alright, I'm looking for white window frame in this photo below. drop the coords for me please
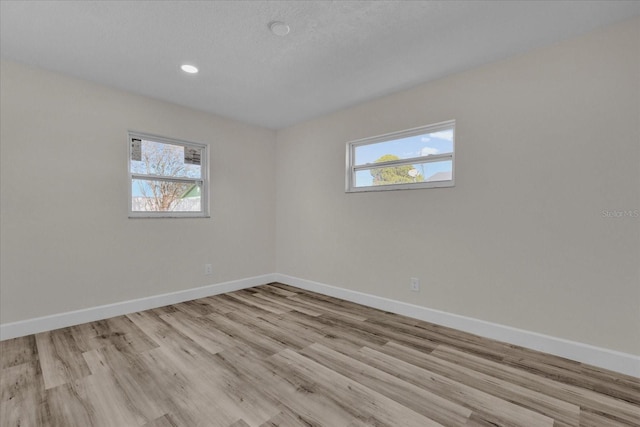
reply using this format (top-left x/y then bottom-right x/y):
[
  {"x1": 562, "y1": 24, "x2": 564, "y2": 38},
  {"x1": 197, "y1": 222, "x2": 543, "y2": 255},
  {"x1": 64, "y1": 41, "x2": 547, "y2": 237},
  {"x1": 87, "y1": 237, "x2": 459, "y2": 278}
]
[
  {"x1": 346, "y1": 120, "x2": 455, "y2": 193},
  {"x1": 128, "y1": 131, "x2": 210, "y2": 218}
]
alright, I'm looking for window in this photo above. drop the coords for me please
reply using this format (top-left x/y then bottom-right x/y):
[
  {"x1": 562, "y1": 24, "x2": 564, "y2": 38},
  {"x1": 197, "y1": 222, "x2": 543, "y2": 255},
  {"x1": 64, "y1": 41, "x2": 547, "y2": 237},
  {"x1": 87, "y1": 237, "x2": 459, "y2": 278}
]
[
  {"x1": 128, "y1": 132, "x2": 209, "y2": 218},
  {"x1": 346, "y1": 120, "x2": 455, "y2": 192}
]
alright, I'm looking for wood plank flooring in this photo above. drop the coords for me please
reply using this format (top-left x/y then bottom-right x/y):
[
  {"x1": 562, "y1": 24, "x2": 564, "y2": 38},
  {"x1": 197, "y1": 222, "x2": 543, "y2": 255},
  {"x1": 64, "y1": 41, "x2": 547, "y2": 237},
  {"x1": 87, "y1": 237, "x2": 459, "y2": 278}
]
[{"x1": 1, "y1": 283, "x2": 638, "y2": 426}]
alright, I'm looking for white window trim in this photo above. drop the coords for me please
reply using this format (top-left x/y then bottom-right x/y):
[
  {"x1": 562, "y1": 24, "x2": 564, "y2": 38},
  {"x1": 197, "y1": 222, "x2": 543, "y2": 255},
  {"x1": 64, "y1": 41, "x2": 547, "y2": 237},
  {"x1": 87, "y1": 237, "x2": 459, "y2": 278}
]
[
  {"x1": 345, "y1": 120, "x2": 455, "y2": 193},
  {"x1": 128, "y1": 131, "x2": 210, "y2": 218}
]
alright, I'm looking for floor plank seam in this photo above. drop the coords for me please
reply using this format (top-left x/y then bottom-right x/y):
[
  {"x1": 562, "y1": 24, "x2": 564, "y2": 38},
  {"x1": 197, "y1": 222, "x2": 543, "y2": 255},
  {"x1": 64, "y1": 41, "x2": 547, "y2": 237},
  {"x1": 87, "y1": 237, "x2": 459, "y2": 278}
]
[{"x1": 2, "y1": 283, "x2": 638, "y2": 427}]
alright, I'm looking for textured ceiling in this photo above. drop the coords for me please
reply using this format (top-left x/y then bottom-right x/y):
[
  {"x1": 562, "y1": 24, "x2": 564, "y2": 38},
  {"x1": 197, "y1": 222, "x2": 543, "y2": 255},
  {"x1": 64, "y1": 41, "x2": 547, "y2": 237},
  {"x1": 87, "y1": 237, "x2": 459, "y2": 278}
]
[{"x1": 1, "y1": 1, "x2": 639, "y2": 129}]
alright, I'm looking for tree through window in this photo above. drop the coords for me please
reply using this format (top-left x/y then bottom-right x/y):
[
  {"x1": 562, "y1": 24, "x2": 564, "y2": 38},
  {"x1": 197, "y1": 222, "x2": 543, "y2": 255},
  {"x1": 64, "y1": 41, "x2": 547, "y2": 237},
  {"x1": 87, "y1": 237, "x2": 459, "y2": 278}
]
[
  {"x1": 371, "y1": 154, "x2": 424, "y2": 185},
  {"x1": 128, "y1": 132, "x2": 209, "y2": 217},
  {"x1": 346, "y1": 120, "x2": 455, "y2": 192}
]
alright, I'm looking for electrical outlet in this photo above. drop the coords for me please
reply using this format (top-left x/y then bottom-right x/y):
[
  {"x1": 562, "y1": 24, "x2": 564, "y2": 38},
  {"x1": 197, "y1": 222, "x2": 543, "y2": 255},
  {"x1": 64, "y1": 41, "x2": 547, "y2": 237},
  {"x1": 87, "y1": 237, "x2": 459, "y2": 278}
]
[
  {"x1": 204, "y1": 264, "x2": 213, "y2": 275},
  {"x1": 410, "y1": 277, "x2": 420, "y2": 292}
]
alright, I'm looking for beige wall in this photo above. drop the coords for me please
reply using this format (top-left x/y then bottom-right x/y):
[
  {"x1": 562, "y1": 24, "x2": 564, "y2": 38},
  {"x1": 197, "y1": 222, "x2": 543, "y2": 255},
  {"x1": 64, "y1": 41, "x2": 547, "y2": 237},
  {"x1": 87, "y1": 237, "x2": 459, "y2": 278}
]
[
  {"x1": 275, "y1": 18, "x2": 640, "y2": 355},
  {"x1": 0, "y1": 61, "x2": 277, "y2": 324},
  {"x1": 2, "y1": 18, "x2": 638, "y2": 356}
]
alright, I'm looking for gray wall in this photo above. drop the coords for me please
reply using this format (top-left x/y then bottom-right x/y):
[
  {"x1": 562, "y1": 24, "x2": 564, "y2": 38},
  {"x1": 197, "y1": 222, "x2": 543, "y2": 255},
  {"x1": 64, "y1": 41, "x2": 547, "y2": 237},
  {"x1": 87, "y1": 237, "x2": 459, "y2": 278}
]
[
  {"x1": 275, "y1": 18, "x2": 640, "y2": 355},
  {"x1": 0, "y1": 60, "x2": 277, "y2": 323}
]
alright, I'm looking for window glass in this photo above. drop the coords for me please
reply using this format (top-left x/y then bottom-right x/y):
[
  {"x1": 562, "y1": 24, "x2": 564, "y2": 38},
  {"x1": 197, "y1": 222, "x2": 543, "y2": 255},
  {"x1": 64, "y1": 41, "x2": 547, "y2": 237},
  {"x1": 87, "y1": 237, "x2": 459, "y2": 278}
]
[
  {"x1": 347, "y1": 121, "x2": 455, "y2": 192},
  {"x1": 128, "y1": 132, "x2": 209, "y2": 217}
]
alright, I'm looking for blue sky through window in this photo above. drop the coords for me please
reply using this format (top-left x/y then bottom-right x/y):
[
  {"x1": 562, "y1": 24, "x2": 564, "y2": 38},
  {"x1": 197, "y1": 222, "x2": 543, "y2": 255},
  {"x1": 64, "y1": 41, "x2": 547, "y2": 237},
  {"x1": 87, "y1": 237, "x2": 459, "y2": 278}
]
[
  {"x1": 131, "y1": 139, "x2": 201, "y2": 197},
  {"x1": 354, "y1": 129, "x2": 454, "y2": 187}
]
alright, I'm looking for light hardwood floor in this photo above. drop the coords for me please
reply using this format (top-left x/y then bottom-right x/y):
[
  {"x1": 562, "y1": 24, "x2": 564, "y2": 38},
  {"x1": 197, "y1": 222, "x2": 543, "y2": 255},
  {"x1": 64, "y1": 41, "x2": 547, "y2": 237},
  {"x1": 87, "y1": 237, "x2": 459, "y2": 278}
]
[{"x1": 1, "y1": 283, "x2": 638, "y2": 426}]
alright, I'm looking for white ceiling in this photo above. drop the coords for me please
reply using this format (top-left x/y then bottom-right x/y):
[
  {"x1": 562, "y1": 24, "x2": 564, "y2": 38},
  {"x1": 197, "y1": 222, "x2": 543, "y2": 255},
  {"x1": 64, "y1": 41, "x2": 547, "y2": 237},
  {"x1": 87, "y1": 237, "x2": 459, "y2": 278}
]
[{"x1": 1, "y1": 1, "x2": 639, "y2": 130}]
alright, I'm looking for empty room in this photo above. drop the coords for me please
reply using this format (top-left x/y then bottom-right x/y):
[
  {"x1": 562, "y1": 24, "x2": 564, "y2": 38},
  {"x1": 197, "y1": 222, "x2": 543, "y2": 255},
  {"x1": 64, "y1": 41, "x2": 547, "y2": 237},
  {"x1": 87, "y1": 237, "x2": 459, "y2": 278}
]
[{"x1": 1, "y1": 1, "x2": 639, "y2": 426}]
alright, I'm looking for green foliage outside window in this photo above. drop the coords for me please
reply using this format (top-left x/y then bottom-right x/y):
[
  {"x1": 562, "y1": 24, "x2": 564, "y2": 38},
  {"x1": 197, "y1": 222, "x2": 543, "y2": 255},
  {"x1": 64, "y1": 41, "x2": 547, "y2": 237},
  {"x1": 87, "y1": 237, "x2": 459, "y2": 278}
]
[{"x1": 370, "y1": 154, "x2": 423, "y2": 185}]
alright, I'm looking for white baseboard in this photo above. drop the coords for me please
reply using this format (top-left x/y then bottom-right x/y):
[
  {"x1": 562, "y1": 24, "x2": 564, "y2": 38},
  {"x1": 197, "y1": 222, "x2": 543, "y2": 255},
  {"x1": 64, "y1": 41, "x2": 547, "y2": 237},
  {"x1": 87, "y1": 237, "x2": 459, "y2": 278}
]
[
  {"x1": 274, "y1": 274, "x2": 640, "y2": 378},
  {"x1": 2, "y1": 272, "x2": 638, "y2": 377},
  {"x1": 0, "y1": 274, "x2": 276, "y2": 341}
]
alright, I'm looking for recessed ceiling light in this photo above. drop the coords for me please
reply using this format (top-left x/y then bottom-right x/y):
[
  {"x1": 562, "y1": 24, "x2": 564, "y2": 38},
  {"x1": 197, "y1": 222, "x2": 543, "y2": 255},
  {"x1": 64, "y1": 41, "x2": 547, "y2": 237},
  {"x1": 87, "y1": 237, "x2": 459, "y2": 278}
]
[
  {"x1": 269, "y1": 21, "x2": 290, "y2": 36},
  {"x1": 181, "y1": 64, "x2": 198, "y2": 74}
]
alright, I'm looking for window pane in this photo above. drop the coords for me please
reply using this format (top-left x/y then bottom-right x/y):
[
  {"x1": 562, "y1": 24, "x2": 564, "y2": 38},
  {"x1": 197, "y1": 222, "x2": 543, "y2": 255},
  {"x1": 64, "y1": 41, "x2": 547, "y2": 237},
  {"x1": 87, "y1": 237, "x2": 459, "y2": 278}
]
[
  {"x1": 131, "y1": 139, "x2": 201, "y2": 179},
  {"x1": 354, "y1": 128, "x2": 453, "y2": 166},
  {"x1": 131, "y1": 179, "x2": 201, "y2": 212},
  {"x1": 421, "y1": 160, "x2": 453, "y2": 182},
  {"x1": 355, "y1": 160, "x2": 452, "y2": 188}
]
